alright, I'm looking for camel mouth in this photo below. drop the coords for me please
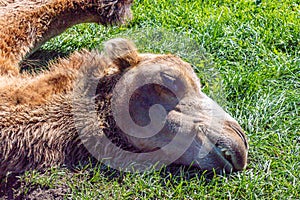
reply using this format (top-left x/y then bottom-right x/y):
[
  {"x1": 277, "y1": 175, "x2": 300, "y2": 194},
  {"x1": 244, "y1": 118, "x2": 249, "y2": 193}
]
[
  {"x1": 187, "y1": 139, "x2": 235, "y2": 173},
  {"x1": 190, "y1": 123, "x2": 247, "y2": 172},
  {"x1": 215, "y1": 144, "x2": 235, "y2": 172},
  {"x1": 210, "y1": 137, "x2": 247, "y2": 172},
  {"x1": 166, "y1": 108, "x2": 247, "y2": 172}
]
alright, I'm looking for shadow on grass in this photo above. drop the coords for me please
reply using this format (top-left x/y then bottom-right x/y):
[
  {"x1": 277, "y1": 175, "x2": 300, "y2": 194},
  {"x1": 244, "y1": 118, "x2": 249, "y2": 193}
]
[
  {"x1": 0, "y1": 171, "x2": 69, "y2": 200},
  {"x1": 20, "y1": 49, "x2": 69, "y2": 73},
  {"x1": 0, "y1": 159, "x2": 228, "y2": 199}
]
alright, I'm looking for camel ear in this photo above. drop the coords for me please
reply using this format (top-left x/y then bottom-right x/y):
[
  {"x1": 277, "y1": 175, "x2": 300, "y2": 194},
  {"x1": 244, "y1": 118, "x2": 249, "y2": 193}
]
[{"x1": 104, "y1": 38, "x2": 140, "y2": 71}]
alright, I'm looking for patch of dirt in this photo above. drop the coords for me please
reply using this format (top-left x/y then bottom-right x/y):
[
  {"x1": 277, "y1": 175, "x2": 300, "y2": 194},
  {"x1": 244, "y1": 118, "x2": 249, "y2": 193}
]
[
  {"x1": 0, "y1": 172, "x2": 70, "y2": 200},
  {"x1": 24, "y1": 186, "x2": 69, "y2": 200}
]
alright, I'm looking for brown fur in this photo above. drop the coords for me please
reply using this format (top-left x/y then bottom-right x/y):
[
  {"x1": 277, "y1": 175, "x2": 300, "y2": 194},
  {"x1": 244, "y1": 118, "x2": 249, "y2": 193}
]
[
  {"x1": 0, "y1": 50, "x2": 90, "y2": 106},
  {"x1": 0, "y1": 0, "x2": 133, "y2": 75},
  {"x1": 0, "y1": 0, "x2": 135, "y2": 176},
  {"x1": 0, "y1": 42, "x2": 248, "y2": 176},
  {"x1": 0, "y1": 40, "x2": 150, "y2": 175},
  {"x1": 0, "y1": 0, "x2": 248, "y2": 178},
  {"x1": 0, "y1": 50, "x2": 117, "y2": 175}
]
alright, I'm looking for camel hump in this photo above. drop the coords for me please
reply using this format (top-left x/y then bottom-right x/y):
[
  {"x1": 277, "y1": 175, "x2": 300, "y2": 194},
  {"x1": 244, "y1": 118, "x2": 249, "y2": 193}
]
[{"x1": 104, "y1": 38, "x2": 140, "y2": 71}]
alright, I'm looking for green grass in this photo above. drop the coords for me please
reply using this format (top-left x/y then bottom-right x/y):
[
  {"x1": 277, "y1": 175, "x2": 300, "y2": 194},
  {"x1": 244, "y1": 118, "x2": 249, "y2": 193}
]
[{"x1": 13, "y1": 0, "x2": 300, "y2": 199}]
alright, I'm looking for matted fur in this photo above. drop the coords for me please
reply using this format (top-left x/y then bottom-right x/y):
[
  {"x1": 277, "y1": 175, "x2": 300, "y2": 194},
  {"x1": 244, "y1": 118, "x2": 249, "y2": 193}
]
[
  {"x1": 0, "y1": 0, "x2": 135, "y2": 176},
  {"x1": 0, "y1": 0, "x2": 248, "y2": 178},
  {"x1": 0, "y1": 42, "x2": 248, "y2": 177},
  {"x1": 0, "y1": 0, "x2": 133, "y2": 75}
]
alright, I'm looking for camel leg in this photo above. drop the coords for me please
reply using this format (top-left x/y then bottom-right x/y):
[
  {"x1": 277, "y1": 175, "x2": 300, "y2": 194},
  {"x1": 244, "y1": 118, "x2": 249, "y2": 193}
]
[{"x1": 0, "y1": 0, "x2": 132, "y2": 75}]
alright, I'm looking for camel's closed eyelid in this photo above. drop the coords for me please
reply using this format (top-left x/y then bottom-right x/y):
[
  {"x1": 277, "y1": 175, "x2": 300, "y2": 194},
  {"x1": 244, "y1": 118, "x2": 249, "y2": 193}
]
[
  {"x1": 160, "y1": 72, "x2": 178, "y2": 90},
  {"x1": 160, "y1": 70, "x2": 190, "y2": 92}
]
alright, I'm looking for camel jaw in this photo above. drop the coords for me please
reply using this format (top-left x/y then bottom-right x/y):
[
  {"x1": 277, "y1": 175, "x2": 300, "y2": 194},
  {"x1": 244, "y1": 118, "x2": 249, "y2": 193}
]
[
  {"x1": 172, "y1": 126, "x2": 248, "y2": 172},
  {"x1": 168, "y1": 94, "x2": 248, "y2": 172}
]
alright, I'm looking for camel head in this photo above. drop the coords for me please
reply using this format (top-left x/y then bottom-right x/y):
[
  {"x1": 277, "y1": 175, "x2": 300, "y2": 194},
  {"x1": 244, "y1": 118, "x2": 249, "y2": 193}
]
[{"x1": 85, "y1": 38, "x2": 248, "y2": 173}]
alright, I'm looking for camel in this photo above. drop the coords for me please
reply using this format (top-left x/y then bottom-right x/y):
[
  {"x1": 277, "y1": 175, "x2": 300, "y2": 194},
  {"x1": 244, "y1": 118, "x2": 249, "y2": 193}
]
[{"x1": 0, "y1": 0, "x2": 248, "y2": 178}]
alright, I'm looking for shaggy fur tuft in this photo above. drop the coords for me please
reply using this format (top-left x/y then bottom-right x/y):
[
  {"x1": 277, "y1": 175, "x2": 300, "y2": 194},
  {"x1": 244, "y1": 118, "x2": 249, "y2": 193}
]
[
  {"x1": 0, "y1": 0, "x2": 133, "y2": 75},
  {"x1": 0, "y1": 40, "x2": 142, "y2": 176}
]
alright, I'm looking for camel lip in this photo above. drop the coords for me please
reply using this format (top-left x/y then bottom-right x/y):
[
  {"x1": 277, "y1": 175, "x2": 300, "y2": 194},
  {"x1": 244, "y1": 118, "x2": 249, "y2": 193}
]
[
  {"x1": 199, "y1": 137, "x2": 246, "y2": 172},
  {"x1": 196, "y1": 139, "x2": 235, "y2": 172},
  {"x1": 188, "y1": 135, "x2": 235, "y2": 172},
  {"x1": 214, "y1": 144, "x2": 235, "y2": 172},
  {"x1": 190, "y1": 142, "x2": 234, "y2": 173},
  {"x1": 168, "y1": 112, "x2": 236, "y2": 172}
]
